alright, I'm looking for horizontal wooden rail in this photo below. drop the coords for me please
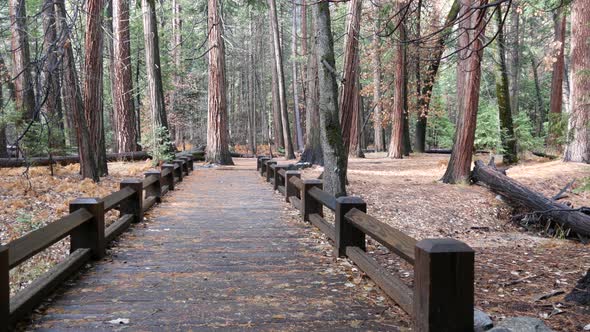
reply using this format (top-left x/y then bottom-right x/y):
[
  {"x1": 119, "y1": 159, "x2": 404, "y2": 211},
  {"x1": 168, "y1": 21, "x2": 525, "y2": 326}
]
[
  {"x1": 308, "y1": 186, "x2": 336, "y2": 211},
  {"x1": 8, "y1": 209, "x2": 93, "y2": 269},
  {"x1": 2, "y1": 151, "x2": 199, "y2": 328},
  {"x1": 103, "y1": 187, "x2": 135, "y2": 212},
  {"x1": 345, "y1": 208, "x2": 417, "y2": 264},
  {"x1": 255, "y1": 157, "x2": 475, "y2": 331}
]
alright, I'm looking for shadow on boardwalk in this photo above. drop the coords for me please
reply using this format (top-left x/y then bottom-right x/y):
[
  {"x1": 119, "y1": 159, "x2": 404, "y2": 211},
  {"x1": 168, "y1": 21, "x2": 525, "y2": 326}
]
[{"x1": 25, "y1": 159, "x2": 404, "y2": 331}]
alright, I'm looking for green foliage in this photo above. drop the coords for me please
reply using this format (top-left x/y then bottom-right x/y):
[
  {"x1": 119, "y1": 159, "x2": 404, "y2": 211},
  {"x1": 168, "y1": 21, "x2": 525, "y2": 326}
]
[
  {"x1": 140, "y1": 126, "x2": 175, "y2": 165},
  {"x1": 426, "y1": 113, "x2": 455, "y2": 149},
  {"x1": 20, "y1": 118, "x2": 66, "y2": 158},
  {"x1": 546, "y1": 112, "x2": 569, "y2": 146},
  {"x1": 514, "y1": 112, "x2": 544, "y2": 152},
  {"x1": 475, "y1": 103, "x2": 502, "y2": 151},
  {"x1": 574, "y1": 177, "x2": 590, "y2": 193}
]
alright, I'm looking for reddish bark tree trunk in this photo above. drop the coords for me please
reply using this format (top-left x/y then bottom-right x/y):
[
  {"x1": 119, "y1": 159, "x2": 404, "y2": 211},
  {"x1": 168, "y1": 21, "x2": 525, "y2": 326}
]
[
  {"x1": 388, "y1": 17, "x2": 406, "y2": 159},
  {"x1": 9, "y1": 0, "x2": 36, "y2": 121},
  {"x1": 206, "y1": 0, "x2": 233, "y2": 165},
  {"x1": 564, "y1": 0, "x2": 590, "y2": 163},
  {"x1": 547, "y1": 7, "x2": 566, "y2": 150},
  {"x1": 442, "y1": 0, "x2": 488, "y2": 183},
  {"x1": 113, "y1": 0, "x2": 139, "y2": 152},
  {"x1": 83, "y1": 0, "x2": 108, "y2": 176},
  {"x1": 339, "y1": 0, "x2": 363, "y2": 158}
]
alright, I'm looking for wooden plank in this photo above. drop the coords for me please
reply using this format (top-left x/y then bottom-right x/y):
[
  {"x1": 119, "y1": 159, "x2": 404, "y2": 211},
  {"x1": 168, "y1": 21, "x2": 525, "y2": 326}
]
[
  {"x1": 142, "y1": 175, "x2": 159, "y2": 189},
  {"x1": 9, "y1": 248, "x2": 92, "y2": 324},
  {"x1": 308, "y1": 187, "x2": 336, "y2": 211},
  {"x1": 143, "y1": 196, "x2": 157, "y2": 213},
  {"x1": 309, "y1": 213, "x2": 335, "y2": 241},
  {"x1": 161, "y1": 167, "x2": 172, "y2": 177},
  {"x1": 105, "y1": 214, "x2": 134, "y2": 243},
  {"x1": 8, "y1": 209, "x2": 93, "y2": 268},
  {"x1": 278, "y1": 169, "x2": 286, "y2": 177},
  {"x1": 103, "y1": 187, "x2": 135, "y2": 212},
  {"x1": 290, "y1": 196, "x2": 302, "y2": 211},
  {"x1": 277, "y1": 185, "x2": 286, "y2": 196},
  {"x1": 161, "y1": 185, "x2": 170, "y2": 197},
  {"x1": 289, "y1": 176, "x2": 303, "y2": 191},
  {"x1": 345, "y1": 208, "x2": 417, "y2": 264},
  {"x1": 346, "y1": 246, "x2": 413, "y2": 315}
]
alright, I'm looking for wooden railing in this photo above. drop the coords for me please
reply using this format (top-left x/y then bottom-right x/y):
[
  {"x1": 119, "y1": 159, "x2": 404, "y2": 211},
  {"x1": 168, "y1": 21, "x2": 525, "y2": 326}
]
[
  {"x1": 257, "y1": 157, "x2": 475, "y2": 332},
  {"x1": 1, "y1": 152, "x2": 197, "y2": 328}
]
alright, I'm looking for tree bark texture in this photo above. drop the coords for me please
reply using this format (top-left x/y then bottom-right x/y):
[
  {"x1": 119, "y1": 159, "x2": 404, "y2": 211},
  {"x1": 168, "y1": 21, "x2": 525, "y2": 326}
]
[
  {"x1": 372, "y1": 9, "x2": 385, "y2": 152},
  {"x1": 9, "y1": 0, "x2": 36, "y2": 121},
  {"x1": 442, "y1": 0, "x2": 487, "y2": 184},
  {"x1": 55, "y1": 0, "x2": 96, "y2": 180},
  {"x1": 495, "y1": 7, "x2": 517, "y2": 164},
  {"x1": 339, "y1": 0, "x2": 362, "y2": 157},
  {"x1": 113, "y1": 0, "x2": 139, "y2": 152},
  {"x1": 292, "y1": 1, "x2": 304, "y2": 151},
  {"x1": 300, "y1": 12, "x2": 323, "y2": 165},
  {"x1": 564, "y1": 0, "x2": 590, "y2": 163},
  {"x1": 313, "y1": 1, "x2": 347, "y2": 197},
  {"x1": 415, "y1": 0, "x2": 460, "y2": 153},
  {"x1": 547, "y1": 7, "x2": 566, "y2": 149},
  {"x1": 268, "y1": 0, "x2": 295, "y2": 159},
  {"x1": 83, "y1": 0, "x2": 108, "y2": 176},
  {"x1": 269, "y1": 28, "x2": 285, "y2": 149},
  {"x1": 142, "y1": 0, "x2": 170, "y2": 141},
  {"x1": 206, "y1": 0, "x2": 234, "y2": 165},
  {"x1": 388, "y1": 17, "x2": 406, "y2": 159}
]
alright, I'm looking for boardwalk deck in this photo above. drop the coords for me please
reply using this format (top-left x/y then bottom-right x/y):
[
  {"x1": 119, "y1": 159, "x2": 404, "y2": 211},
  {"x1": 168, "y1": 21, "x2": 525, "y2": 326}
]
[{"x1": 25, "y1": 160, "x2": 401, "y2": 331}]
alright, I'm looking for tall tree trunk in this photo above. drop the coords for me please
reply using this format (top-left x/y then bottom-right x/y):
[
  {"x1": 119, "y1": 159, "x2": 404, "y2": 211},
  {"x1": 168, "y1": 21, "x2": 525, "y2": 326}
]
[
  {"x1": 113, "y1": 0, "x2": 139, "y2": 152},
  {"x1": 350, "y1": 66, "x2": 365, "y2": 158},
  {"x1": 268, "y1": 0, "x2": 295, "y2": 159},
  {"x1": 84, "y1": 0, "x2": 108, "y2": 176},
  {"x1": 56, "y1": 0, "x2": 99, "y2": 181},
  {"x1": 142, "y1": 0, "x2": 171, "y2": 155},
  {"x1": 564, "y1": 0, "x2": 590, "y2": 163},
  {"x1": 269, "y1": 28, "x2": 284, "y2": 149},
  {"x1": 9, "y1": 0, "x2": 36, "y2": 121},
  {"x1": 372, "y1": 7, "x2": 385, "y2": 152},
  {"x1": 339, "y1": 0, "x2": 362, "y2": 157},
  {"x1": 248, "y1": 12, "x2": 257, "y2": 154},
  {"x1": 442, "y1": 0, "x2": 487, "y2": 184},
  {"x1": 41, "y1": 0, "x2": 65, "y2": 148},
  {"x1": 106, "y1": 0, "x2": 118, "y2": 152},
  {"x1": 415, "y1": 0, "x2": 460, "y2": 152},
  {"x1": 300, "y1": 9, "x2": 323, "y2": 165},
  {"x1": 135, "y1": 44, "x2": 142, "y2": 142},
  {"x1": 292, "y1": 1, "x2": 304, "y2": 151},
  {"x1": 206, "y1": 0, "x2": 233, "y2": 165},
  {"x1": 388, "y1": 13, "x2": 406, "y2": 159},
  {"x1": 495, "y1": 7, "x2": 517, "y2": 164},
  {"x1": 547, "y1": 7, "x2": 566, "y2": 150},
  {"x1": 0, "y1": 56, "x2": 7, "y2": 158},
  {"x1": 531, "y1": 58, "x2": 545, "y2": 136},
  {"x1": 509, "y1": 2, "x2": 521, "y2": 115},
  {"x1": 171, "y1": 0, "x2": 182, "y2": 147},
  {"x1": 300, "y1": 0, "x2": 308, "y2": 129},
  {"x1": 313, "y1": 1, "x2": 347, "y2": 197}
]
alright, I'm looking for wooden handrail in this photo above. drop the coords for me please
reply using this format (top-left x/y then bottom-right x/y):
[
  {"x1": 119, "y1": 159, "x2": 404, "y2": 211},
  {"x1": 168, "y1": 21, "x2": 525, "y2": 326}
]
[
  {"x1": 289, "y1": 176, "x2": 303, "y2": 191},
  {"x1": 345, "y1": 208, "x2": 417, "y2": 264},
  {"x1": 8, "y1": 209, "x2": 93, "y2": 269},
  {"x1": 308, "y1": 186, "x2": 336, "y2": 211},
  {"x1": 2, "y1": 151, "x2": 200, "y2": 327},
  {"x1": 103, "y1": 187, "x2": 135, "y2": 212}
]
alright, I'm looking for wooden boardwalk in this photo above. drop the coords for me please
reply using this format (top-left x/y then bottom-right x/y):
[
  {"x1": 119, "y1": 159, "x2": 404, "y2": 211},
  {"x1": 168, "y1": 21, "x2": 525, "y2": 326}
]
[{"x1": 26, "y1": 161, "x2": 401, "y2": 331}]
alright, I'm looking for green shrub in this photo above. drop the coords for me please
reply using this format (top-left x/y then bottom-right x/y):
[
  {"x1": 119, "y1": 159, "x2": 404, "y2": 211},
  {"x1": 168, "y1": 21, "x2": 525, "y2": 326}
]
[
  {"x1": 140, "y1": 126, "x2": 175, "y2": 165},
  {"x1": 514, "y1": 112, "x2": 543, "y2": 153},
  {"x1": 475, "y1": 104, "x2": 502, "y2": 151},
  {"x1": 427, "y1": 113, "x2": 455, "y2": 149}
]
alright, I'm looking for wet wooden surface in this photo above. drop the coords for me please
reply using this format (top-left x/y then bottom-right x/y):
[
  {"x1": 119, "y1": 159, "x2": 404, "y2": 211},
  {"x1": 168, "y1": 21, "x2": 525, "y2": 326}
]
[{"x1": 25, "y1": 160, "x2": 401, "y2": 331}]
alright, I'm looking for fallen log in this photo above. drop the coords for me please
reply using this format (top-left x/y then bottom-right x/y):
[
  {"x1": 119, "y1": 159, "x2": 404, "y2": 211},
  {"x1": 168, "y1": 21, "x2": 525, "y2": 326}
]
[
  {"x1": 0, "y1": 152, "x2": 151, "y2": 168},
  {"x1": 472, "y1": 160, "x2": 590, "y2": 236},
  {"x1": 532, "y1": 151, "x2": 558, "y2": 160},
  {"x1": 425, "y1": 148, "x2": 490, "y2": 155}
]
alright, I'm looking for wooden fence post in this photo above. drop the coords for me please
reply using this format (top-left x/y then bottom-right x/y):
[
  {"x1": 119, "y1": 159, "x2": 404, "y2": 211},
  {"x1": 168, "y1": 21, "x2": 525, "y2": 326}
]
[
  {"x1": 173, "y1": 160, "x2": 184, "y2": 182},
  {"x1": 413, "y1": 239, "x2": 474, "y2": 332},
  {"x1": 69, "y1": 198, "x2": 105, "y2": 259},
  {"x1": 179, "y1": 156, "x2": 192, "y2": 174},
  {"x1": 0, "y1": 245, "x2": 8, "y2": 330},
  {"x1": 258, "y1": 157, "x2": 270, "y2": 173},
  {"x1": 265, "y1": 161, "x2": 277, "y2": 183},
  {"x1": 174, "y1": 159, "x2": 188, "y2": 177},
  {"x1": 335, "y1": 197, "x2": 366, "y2": 257},
  {"x1": 284, "y1": 171, "x2": 301, "y2": 203},
  {"x1": 161, "y1": 164, "x2": 175, "y2": 191},
  {"x1": 120, "y1": 179, "x2": 144, "y2": 223},
  {"x1": 273, "y1": 165, "x2": 288, "y2": 191},
  {"x1": 183, "y1": 155, "x2": 194, "y2": 171},
  {"x1": 144, "y1": 170, "x2": 162, "y2": 202},
  {"x1": 301, "y1": 179, "x2": 323, "y2": 222}
]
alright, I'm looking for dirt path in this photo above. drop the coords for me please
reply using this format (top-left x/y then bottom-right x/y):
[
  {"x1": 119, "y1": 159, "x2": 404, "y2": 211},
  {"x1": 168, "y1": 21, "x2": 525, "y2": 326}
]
[{"x1": 24, "y1": 160, "x2": 403, "y2": 330}]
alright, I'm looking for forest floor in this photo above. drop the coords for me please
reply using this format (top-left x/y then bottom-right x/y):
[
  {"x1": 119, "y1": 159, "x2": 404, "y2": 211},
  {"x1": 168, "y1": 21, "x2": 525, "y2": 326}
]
[
  {"x1": 298, "y1": 153, "x2": 590, "y2": 331},
  {"x1": 2, "y1": 154, "x2": 590, "y2": 330},
  {"x1": 0, "y1": 160, "x2": 154, "y2": 295}
]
